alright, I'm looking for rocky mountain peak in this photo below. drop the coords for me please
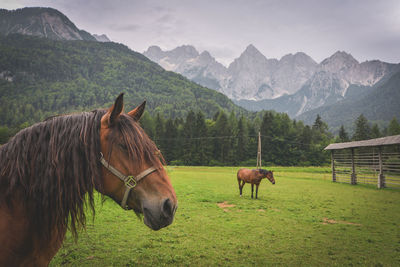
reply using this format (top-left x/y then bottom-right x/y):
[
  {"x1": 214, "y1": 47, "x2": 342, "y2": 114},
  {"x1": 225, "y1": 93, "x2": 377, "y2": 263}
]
[
  {"x1": 0, "y1": 7, "x2": 97, "y2": 41},
  {"x1": 170, "y1": 45, "x2": 199, "y2": 60},
  {"x1": 93, "y1": 34, "x2": 111, "y2": 42},
  {"x1": 229, "y1": 44, "x2": 269, "y2": 71},
  {"x1": 197, "y1": 51, "x2": 215, "y2": 64},
  {"x1": 143, "y1": 45, "x2": 164, "y2": 61},
  {"x1": 320, "y1": 50, "x2": 359, "y2": 73},
  {"x1": 145, "y1": 45, "x2": 162, "y2": 52},
  {"x1": 279, "y1": 52, "x2": 317, "y2": 67},
  {"x1": 240, "y1": 44, "x2": 265, "y2": 59},
  {"x1": 199, "y1": 50, "x2": 212, "y2": 59}
]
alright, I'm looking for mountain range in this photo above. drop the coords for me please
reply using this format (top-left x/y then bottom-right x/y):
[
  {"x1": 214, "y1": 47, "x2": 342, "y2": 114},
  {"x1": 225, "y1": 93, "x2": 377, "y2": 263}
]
[
  {"x1": 1, "y1": 6, "x2": 398, "y2": 132},
  {"x1": 144, "y1": 45, "x2": 399, "y2": 130},
  {"x1": 0, "y1": 8, "x2": 244, "y2": 129}
]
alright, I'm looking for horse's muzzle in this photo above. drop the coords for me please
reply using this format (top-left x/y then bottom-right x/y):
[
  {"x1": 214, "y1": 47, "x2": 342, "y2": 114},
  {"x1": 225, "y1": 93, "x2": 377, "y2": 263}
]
[{"x1": 143, "y1": 198, "x2": 177, "y2": 230}]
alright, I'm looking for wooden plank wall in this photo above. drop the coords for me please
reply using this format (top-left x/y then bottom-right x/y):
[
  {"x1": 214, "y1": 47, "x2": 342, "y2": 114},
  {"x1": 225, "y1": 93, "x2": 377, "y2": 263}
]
[{"x1": 331, "y1": 146, "x2": 400, "y2": 188}]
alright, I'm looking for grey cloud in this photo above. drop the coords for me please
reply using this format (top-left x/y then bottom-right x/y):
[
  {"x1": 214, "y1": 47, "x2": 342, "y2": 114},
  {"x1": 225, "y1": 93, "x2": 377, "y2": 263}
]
[
  {"x1": 7, "y1": 0, "x2": 400, "y2": 63},
  {"x1": 108, "y1": 24, "x2": 141, "y2": 32}
]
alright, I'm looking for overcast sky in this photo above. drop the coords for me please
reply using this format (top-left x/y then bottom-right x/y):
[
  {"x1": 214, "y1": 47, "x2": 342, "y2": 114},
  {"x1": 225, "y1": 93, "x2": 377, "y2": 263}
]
[{"x1": 2, "y1": 0, "x2": 400, "y2": 65}]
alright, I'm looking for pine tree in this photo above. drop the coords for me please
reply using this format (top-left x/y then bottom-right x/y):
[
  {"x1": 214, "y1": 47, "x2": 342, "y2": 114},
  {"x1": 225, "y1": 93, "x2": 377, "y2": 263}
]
[
  {"x1": 182, "y1": 110, "x2": 196, "y2": 165},
  {"x1": 213, "y1": 110, "x2": 231, "y2": 164},
  {"x1": 338, "y1": 125, "x2": 349, "y2": 142},
  {"x1": 193, "y1": 111, "x2": 211, "y2": 165},
  {"x1": 0, "y1": 126, "x2": 10, "y2": 144},
  {"x1": 139, "y1": 111, "x2": 155, "y2": 139},
  {"x1": 371, "y1": 123, "x2": 381, "y2": 139},
  {"x1": 312, "y1": 114, "x2": 328, "y2": 134},
  {"x1": 388, "y1": 117, "x2": 400, "y2": 135},
  {"x1": 154, "y1": 113, "x2": 165, "y2": 150},
  {"x1": 227, "y1": 111, "x2": 238, "y2": 164},
  {"x1": 246, "y1": 120, "x2": 258, "y2": 162},
  {"x1": 260, "y1": 111, "x2": 275, "y2": 163},
  {"x1": 299, "y1": 125, "x2": 313, "y2": 164},
  {"x1": 352, "y1": 114, "x2": 371, "y2": 141},
  {"x1": 163, "y1": 118, "x2": 178, "y2": 163},
  {"x1": 236, "y1": 115, "x2": 248, "y2": 164}
]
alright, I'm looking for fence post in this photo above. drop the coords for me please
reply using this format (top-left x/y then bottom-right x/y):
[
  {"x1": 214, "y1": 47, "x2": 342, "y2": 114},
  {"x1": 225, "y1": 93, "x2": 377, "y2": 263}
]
[
  {"x1": 351, "y1": 148, "x2": 357, "y2": 185},
  {"x1": 256, "y1": 132, "x2": 262, "y2": 169},
  {"x1": 331, "y1": 150, "x2": 336, "y2": 182},
  {"x1": 378, "y1": 146, "x2": 385, "y2": 189}
]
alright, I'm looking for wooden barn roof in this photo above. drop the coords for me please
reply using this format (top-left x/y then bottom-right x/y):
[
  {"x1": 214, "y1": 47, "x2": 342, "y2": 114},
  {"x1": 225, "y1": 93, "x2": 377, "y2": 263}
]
[{"x1": 325, "y1": 134, "x2": 400, "y2": 150}]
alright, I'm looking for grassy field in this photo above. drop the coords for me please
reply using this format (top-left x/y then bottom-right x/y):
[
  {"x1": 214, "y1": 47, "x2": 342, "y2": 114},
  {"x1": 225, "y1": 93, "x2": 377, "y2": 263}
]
[{"x1": 50, "y1": 166, "x2": 400, "y2": 266}]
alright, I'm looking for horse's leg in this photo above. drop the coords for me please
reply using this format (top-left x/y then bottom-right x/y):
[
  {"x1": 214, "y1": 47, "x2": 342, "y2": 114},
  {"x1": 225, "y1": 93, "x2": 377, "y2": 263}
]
[
  {"x1": 237, "y1": 179, "x2": 242, "y2": 196},
  {"x1": 240, "y1": 181, "x2": 245, "y2": 196},
  {"x1": 255, "y1": 183, "x2": 259, "y2": 199},
  {"x1": 251, "y1": 183, "x2": 254, "y2": 199}
]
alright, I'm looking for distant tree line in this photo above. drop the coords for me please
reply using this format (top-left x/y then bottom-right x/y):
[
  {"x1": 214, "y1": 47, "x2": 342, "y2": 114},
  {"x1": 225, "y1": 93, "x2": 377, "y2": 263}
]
[
  {"x1": 1, "y1": 108, "x2": 399, "y2": 166},
  {"x1": 138, "y1": 109, "x2": 330, "y2": 166},
  {"x1": 137, "y1": 111, "x2": 400, "y2": 167},
  {"x1": 337, "y1": 114, "x2": 400, "y2": 142}
]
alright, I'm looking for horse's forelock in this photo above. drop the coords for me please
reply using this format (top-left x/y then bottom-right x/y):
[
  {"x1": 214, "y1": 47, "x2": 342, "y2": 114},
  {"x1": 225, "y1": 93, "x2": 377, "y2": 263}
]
[{"x1": 110, "y1": 114, "x2": 164, "y2": 169}]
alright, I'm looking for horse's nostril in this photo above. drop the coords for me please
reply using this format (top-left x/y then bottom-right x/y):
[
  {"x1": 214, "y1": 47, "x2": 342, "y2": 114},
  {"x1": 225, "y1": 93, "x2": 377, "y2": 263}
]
[{"x1": 162, "y1": 198, "x2": 174, "y2": 217}]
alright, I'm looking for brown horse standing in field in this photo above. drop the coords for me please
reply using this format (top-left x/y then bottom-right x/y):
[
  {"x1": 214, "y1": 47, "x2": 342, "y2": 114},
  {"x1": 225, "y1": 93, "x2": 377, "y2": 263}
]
[
  {"x1": 0, "y1": 93, "x2": 177, "y2": 266},
  {"x1": 237, "y1": 168, "x2": 275, "y2": 199}
]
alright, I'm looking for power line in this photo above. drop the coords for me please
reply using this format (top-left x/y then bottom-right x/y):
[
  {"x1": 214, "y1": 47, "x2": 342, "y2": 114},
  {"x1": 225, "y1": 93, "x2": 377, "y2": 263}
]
[{"x1": 152, "y1": 134, "x2": 323, "y2": 147}]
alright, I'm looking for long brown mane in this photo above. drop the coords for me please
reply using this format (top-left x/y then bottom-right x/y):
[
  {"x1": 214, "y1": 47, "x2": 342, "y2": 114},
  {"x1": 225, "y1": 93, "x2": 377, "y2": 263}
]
[{"x1": 0, "y1": 109, "x2": 163, "y2": 241}]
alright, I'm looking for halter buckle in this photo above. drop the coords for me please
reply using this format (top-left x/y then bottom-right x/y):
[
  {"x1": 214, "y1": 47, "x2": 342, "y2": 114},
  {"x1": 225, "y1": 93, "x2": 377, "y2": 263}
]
[{"x1": 124, "y1": 175, "x2": 137, "y2": 189}]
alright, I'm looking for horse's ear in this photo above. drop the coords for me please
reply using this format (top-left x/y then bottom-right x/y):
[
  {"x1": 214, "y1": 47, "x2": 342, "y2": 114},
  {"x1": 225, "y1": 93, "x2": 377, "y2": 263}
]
[
  {"x1": 128, "y1": 101, "x2": 146, "y2": 121},
  {"x1": 102, "y1": 93, "x2": 124, "y2": 127}
]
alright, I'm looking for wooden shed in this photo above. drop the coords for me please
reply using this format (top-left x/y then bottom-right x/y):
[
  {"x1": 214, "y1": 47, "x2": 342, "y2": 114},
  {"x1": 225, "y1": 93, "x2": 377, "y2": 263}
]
[{"x1": 324, "y1": 135, "x2": 400, "y2": 188}]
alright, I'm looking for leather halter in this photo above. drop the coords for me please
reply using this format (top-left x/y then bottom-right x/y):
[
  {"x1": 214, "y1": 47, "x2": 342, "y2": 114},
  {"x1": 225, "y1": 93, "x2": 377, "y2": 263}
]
[{"x1": 100, "y1": 152, "x2": 157, "y2": 210}]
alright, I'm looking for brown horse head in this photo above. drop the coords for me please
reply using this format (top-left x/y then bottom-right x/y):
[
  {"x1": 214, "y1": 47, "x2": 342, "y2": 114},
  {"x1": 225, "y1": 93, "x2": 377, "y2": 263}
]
[
  {"x1": 260, "y1": 169, "x2": 275, "y2": 184},
  {"x1": 99, "y1": 93, "x2": 177, "y2": 230}
]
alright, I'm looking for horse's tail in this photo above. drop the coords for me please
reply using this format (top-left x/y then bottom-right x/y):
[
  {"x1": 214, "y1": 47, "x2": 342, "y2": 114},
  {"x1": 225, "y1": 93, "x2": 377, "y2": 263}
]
[
  {"x1": 237, "y1": 168, "x2": 244, "y2": 181},
  {"x1": 237, "y1": 169, "x2": 243, "y2": 189},
  {"x1": 236, "y1": 169, "x2": 240, "y2": 178}
]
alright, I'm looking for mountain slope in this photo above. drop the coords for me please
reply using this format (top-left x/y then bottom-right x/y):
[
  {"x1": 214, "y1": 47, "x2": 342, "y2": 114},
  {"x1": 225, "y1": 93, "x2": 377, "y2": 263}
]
[
  {"x1": 0, "y1": 34, "x2": 245, "y2": 128},
  {"x1": 236, "y1": 51, "x2": 396, "y2": 118},
  {"x1": 297, "y1": 68, "x2": 400, "y2": 131},
  {"x1": 235, "y1": 70, "x2": 348, "y2": 117},
  {"x1": 144, "y1": 45, "x2": 231, "y2": 93},
  {"x1": 0, "y1": 7, "x2": 96, "y2": 41}
]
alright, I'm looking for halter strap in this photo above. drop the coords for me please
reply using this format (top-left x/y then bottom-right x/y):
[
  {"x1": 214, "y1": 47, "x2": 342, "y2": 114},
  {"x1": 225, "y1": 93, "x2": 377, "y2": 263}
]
[{"x1": 100, "y1": 152, "x2": 157, "y2": 210}]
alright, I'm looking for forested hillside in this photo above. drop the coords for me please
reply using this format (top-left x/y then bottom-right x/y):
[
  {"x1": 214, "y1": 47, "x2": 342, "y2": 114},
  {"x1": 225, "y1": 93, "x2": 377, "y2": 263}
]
[{"x1": 0, "y1": 34, "x2": 244, "y2": 129}]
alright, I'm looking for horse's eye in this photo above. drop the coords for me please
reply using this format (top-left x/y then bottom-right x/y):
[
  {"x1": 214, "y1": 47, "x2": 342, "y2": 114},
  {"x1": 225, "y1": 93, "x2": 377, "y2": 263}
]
[{"x1": 119, "y1": 143, "x2": 128, "y2": 151}]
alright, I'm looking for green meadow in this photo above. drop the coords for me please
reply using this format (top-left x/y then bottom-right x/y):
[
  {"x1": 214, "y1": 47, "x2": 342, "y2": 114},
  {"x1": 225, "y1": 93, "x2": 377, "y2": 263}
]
[{"x1": 50, "y1": 166, "x2": 400, "y2": 266}]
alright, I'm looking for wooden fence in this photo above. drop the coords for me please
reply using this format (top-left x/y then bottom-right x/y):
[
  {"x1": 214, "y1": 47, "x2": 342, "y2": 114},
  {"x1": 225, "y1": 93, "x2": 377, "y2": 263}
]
[{"x1": 331, "y1": 147, "x2": 400, "y2": 188}]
